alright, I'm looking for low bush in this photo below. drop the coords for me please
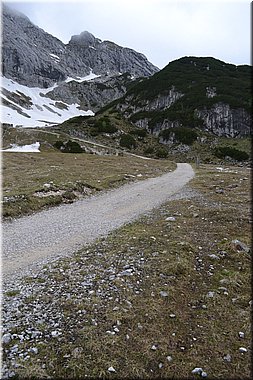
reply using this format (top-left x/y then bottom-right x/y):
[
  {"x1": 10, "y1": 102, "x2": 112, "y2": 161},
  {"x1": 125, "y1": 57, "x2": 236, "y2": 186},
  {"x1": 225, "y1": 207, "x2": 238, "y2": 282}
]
[
  {"x1": 213, "y1": 146, "x2": 249, "y2": 161},
  {"x1": 160, "y1": 127, "x2": 198, "y2": 145},
  {"x1": 54, "y1": 140, "x2": 84, "y2": 153},
  {"x1": 144, "y1": 146, "x2": 154, "y2": 155},
  {"x1": 53, "y1": 141, "x2": 64, "y2": 150},
  {"x1": 129, "y1": 128, "x2": 147, "y2": 138},
  {"x1": 94, "y1": 117, "x2": 118, "y2": 134},
  {"x1": 155, "y1": 147, "x2": 168, "y2": 158},
  {"x1": 119, "y1": 134, "x2": 136, "y2": 149}
]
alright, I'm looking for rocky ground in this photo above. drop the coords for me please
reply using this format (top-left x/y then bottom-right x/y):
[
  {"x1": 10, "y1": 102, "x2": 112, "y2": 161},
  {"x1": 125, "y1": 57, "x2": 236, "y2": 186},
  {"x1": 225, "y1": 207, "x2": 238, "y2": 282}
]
[{"x1": 1, "y1": 164, "x2": 251, "y2": 379}]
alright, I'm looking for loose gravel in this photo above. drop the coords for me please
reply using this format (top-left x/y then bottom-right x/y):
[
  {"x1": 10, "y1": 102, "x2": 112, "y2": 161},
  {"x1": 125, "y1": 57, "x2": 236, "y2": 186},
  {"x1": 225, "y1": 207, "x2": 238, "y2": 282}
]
[{"x1": 2, "y1": 163, "x2": 195, "y2": 283}]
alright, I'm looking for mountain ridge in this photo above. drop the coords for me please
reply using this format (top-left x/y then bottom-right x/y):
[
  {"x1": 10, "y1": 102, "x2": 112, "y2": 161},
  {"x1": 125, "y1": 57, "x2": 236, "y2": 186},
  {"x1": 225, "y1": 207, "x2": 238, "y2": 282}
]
[{"x1": 2, "y1": 4, "x2": 158, "y2": 88}]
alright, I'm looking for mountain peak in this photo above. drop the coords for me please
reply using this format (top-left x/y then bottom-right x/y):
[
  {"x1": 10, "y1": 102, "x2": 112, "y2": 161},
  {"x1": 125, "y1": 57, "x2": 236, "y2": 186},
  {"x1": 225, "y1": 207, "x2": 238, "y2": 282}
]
[
  {"x1": 69, "y1": 31, "x2": 98, "y2": 47},
  {"x1": 3, "y1": 3, "x2": 30, "y2": 22}
]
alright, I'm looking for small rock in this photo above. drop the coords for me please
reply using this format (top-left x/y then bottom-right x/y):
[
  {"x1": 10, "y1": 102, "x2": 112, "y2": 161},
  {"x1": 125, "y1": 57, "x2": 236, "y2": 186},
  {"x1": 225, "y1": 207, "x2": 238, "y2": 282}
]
[
  {"x1": 2, "y1": 333, "x2": 11, "y2": 344},
  {"x1": 231, "y1": 240, "x2": 250, "y2": 253},
  {"x1": 169, "y1": 313, "x2": 176, "y2": 318},
  {"x1": 192, "y1": 367, "x2": 203, "y2": 374},
  {"x1": 43, "y1": 183, "x2": 52, "y2": 190},
  {"x1": 206, "y1": 291, "x2": 215, "y2": 298},
  {"x1": 118, "y1": 269, "x2": 133, "y2": 276},
  {"x1": 238, "y1": 331, "x2": 245, "y2": 338},
  {"x1": 160, "y1": 291, "x2": 169, "y2": 298},
  {"x1": 158, "y1": 363, "x2": 163, "y2": 369},
  {"x1": 30, "y1": 347, "x2": 38, "y2": 354},
  {"x1": 166, "y1": 355, "x2": 173, "y2": 362},
  {"x1": 215, "y1": 188, "x2": 224, "y2": 194},
  {"x1": 108, "y1": 366, "x2": 116, "y2": 373},
  {"x1": 208, "y1": 254, "x2": 219, "y2": 260},
  {"x1": 166, "y1": 217, "x2": 176, "y2": 222},
  {"x1": 201, "y1": 371, "x2": 208, "y2": 377},
  {"x1": 239, "y1": 347, "x2": 247, "y2": 353},
  {"x1": 106, "y1": 330, "x2": 116, "y2": 335},
  {"x1": 151, "y1": 344, "x2": 158, "y2": 351},
  {"x1": 223, "y1": 353, "x2": 232, "y2": 362}
]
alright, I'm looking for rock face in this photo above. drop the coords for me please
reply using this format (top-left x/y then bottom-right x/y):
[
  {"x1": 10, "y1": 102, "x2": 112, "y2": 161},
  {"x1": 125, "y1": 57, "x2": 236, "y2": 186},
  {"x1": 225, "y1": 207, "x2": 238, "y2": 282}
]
[
  {"x1": 46, "y1": 73, "x2": 136, "y2": 112},
  {"x1": 196, "y1": 104, "x2": 251, "y2": 137},
  {"x1": 2, "y1": 4, "x2": 158, "y2": 88}
]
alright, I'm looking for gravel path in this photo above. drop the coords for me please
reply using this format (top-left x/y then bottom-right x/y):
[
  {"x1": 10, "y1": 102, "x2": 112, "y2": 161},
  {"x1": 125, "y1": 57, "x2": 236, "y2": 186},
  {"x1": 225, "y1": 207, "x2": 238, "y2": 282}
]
[{"x1": 2, "y1": 163, "x2": 194, "y2": 282}]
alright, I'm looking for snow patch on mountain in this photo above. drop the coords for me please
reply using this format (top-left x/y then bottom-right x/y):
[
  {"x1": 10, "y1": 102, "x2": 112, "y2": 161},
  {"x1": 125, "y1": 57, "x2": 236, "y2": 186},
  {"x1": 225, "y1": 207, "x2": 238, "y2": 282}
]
[
  {"x1": 2, "y1": 142, "x2": 41, "y2": 152},
  {"x1": 65, "y1": 70, "x2": 101, "y2": 83},
  {"x1": 1, "y1": 76, "x2": 94, "y2": 128}
]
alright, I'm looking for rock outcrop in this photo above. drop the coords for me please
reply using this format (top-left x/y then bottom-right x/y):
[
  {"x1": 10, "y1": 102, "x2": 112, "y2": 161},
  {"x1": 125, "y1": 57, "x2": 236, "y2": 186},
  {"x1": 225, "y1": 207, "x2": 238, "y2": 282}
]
[
  {"x1": 196, "y1": 104, "x2": 251, "y2": 137},
  {"x1": 46, "y1": 73, "x2": 136, "y2": 112}
]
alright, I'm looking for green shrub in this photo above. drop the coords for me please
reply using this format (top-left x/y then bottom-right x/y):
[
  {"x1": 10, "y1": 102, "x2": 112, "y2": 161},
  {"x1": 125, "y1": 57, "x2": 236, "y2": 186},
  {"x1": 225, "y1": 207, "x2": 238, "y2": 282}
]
[
  {"x1": 129, "y1": 128, "x2": 147, "y2": 138},
  {"x1": 94, "y1": 117, "x2": 118, "y2": 134},
  {"x1": 54, "y1": 140, "x2": 84, "y2": 153},
  {"x1": 213, "y1": 146, "x2": 249, "y2": 161},
  {"x1": 144, "y1": 146, "x2": 154, "y2": 154},
  {"x1": 160, "y1": 127, "x2": 198, "y2": 145},
  {"x1": 119, "y1": 134, "x2": 136, "y2": 149},
  {"x1": 64, "y1": 140, "x2": 84, "y2": 153},
  {"x1": 53, "y1": 141, "x2": 64, "y2": 150},
  {"x1": 155, "y1": 147, "x2": 168, "y2": 158}
]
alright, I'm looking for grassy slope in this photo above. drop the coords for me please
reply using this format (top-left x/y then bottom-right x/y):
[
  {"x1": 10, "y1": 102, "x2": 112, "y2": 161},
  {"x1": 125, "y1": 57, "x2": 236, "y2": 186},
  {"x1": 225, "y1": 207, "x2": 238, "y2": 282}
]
[{"x1": 3, "y1": 163, "x2": 251, "y2": 379}]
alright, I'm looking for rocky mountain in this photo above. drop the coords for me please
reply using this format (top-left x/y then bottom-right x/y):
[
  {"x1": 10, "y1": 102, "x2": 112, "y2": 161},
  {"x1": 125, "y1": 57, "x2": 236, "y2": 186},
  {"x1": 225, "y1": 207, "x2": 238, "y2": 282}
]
[
  {"x1": 2, "y1": 4, "x2": 158, "y2": 89},
  {"x1": 108, "y1": 56, "x2": 251, "y2": 138},
  {"x1": 1, "y1": 4, "x2": 159, "y2": 127}
]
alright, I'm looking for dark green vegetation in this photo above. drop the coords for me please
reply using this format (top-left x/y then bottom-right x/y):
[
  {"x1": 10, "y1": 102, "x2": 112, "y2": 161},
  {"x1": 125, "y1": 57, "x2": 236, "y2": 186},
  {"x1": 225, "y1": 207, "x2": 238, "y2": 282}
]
[
  {"x1": 213, "y1": 146, "x2": 249, "y2": 161},
  {"x1": 54, "y1": 140, "x2": 84, "y2": 153},
  {"x1": 126, "y1": 56, "x2": 251, "y2": 110},
  {"x1": 3, "y1": 164, "x2": 251, "y2": 378},
  {"x1": 119, "y1": 133, "x2": 136, "y2": 149},
  {"x1": 160, "y1": 127, "x2": 198, "y2": 145}
]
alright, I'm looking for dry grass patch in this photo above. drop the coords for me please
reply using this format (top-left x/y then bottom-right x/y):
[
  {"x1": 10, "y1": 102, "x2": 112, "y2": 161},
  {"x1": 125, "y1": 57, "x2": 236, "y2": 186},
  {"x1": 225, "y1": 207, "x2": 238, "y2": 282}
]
[{"x1": 2, "y1": 152, "x2": 176, "y2": 218}]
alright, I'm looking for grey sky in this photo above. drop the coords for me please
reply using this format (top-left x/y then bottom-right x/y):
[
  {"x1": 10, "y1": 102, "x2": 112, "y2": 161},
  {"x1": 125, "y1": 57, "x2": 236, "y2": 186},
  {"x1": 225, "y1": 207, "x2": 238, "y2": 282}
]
[{"x1": 3, "y1": 0, "x2": 251, "y2": 69}]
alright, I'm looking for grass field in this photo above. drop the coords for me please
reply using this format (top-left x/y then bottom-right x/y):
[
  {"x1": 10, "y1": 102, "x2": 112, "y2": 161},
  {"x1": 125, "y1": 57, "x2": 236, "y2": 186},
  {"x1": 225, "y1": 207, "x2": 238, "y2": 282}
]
[
  {"x1": 2, "y1": 152, "x2": 176, "y2": 219},
  {"x1": 2, "y1": 163, "x2": 251, "y2": 379}
]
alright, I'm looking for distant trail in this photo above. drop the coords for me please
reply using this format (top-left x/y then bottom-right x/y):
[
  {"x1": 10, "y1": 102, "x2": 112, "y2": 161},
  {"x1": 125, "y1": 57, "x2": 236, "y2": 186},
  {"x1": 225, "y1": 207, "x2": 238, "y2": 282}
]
[
  {"x1": 27, "y1": 128, "x2": 151, "y2": 159},
  {"x1": 2, "y1": 163, "x2": 195, "y2": 281}
]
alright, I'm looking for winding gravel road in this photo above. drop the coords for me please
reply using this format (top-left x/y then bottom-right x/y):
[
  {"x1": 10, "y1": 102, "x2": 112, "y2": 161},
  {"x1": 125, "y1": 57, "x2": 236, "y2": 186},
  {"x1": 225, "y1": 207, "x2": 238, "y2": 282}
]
[{"x1": 2, "y1": 163, "x2": 194, "y2": 281}]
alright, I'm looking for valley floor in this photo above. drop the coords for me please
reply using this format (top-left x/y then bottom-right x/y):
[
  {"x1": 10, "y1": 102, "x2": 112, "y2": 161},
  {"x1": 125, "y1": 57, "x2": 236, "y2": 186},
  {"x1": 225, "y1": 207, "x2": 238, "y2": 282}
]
[{"x1": 1, "y1": 164, "x2": 251, "y2": 379}]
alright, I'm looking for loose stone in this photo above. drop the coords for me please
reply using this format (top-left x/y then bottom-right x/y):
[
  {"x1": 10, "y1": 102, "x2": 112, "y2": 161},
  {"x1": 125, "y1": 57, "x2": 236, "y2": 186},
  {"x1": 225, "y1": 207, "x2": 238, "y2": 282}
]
[
  {"x1": 223, "y1": 353, "x2": 232, "y2": 362},
  {"x1": 108, "y1": 366, "x2": 116, "y2": 373},
  {"x1": 160, "y1": 291, "x2": 169, "y2": 297}
]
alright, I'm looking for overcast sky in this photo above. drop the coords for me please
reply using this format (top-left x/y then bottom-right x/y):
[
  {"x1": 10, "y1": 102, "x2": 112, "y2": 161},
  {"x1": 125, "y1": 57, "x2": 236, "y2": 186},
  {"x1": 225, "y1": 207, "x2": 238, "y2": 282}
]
[{"x1": 3, "y1": 0, "x2": 251, "y2": 69}]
